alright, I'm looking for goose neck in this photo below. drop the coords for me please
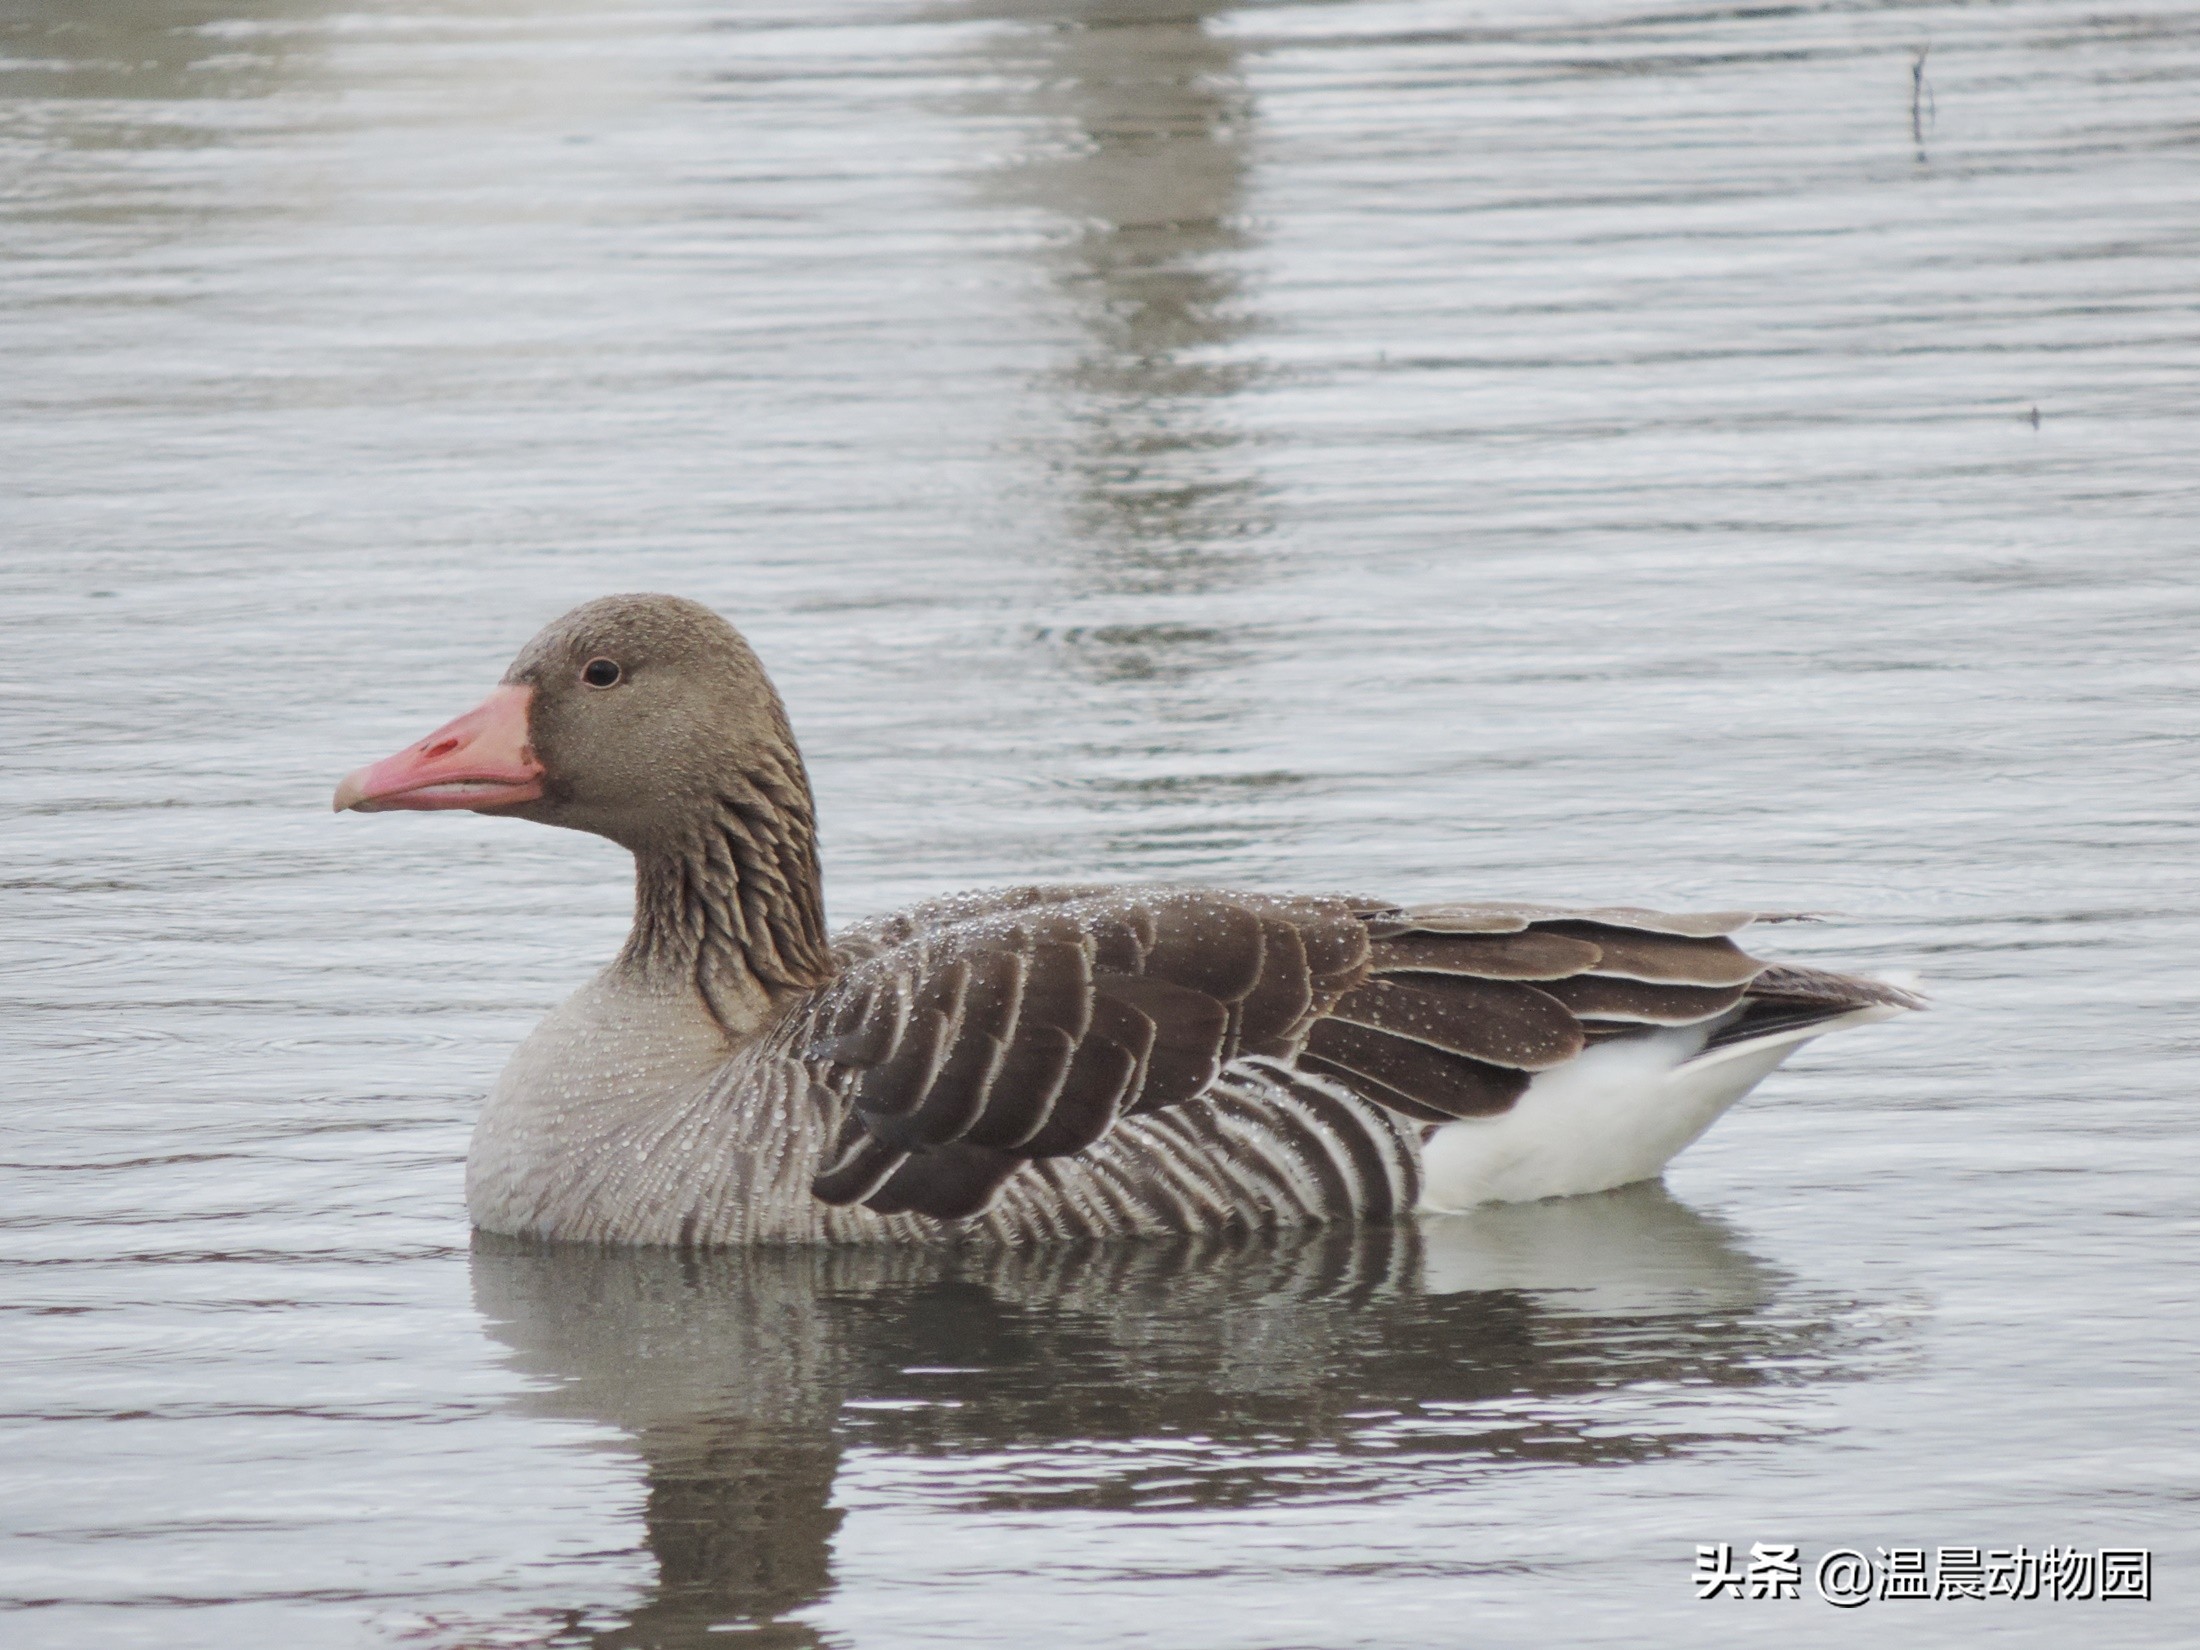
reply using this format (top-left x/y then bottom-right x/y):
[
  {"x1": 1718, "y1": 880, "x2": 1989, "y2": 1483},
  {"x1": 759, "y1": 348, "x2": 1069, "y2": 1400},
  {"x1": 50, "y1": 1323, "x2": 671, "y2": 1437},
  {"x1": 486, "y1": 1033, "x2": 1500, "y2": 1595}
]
[{"x1": 621, "y1": 766, "x2": 833, "y2": 1036}]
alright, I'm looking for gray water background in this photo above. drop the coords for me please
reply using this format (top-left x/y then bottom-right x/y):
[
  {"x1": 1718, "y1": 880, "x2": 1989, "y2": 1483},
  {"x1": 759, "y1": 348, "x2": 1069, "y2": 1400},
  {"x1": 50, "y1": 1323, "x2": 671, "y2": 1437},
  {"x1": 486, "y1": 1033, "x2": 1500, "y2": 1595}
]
[{"x1": 4, "y1": 1, "x2": 2198, "y2": 1644}]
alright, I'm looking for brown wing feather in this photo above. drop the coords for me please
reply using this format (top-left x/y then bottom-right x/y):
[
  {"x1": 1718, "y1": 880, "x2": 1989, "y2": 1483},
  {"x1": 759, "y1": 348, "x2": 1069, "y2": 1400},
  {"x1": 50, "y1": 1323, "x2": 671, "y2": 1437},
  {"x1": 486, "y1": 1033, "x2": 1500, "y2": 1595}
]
[
  {"x1": 1271, "y1": 904, "x2": 1778, "y2": 1125},
  {"x1": 1367, "y1": 901, "x2": 1757, "y2": 939},
  {"x1": 1531, "y1": 922, "x2": 1762, "y2": 987},
  {"x1": 1106, "y1": 974, "x2": 1230, "y2": 1113},
  {"x1": 1328, "y1": 976, "x2": 1585, "y2": 1069},
  {"x1": 803, "y1": 889, "x2": 1891, "y2": 1224},
  {"x1": 1233, "y1": 917, "x2": 1315, "y2": 1056},
  {"x1": 862, "y1": 1142, "x2": 1022, "y2": 1220},
  {"x1": 1302, "y1": 1019, "x2": 1529, "y2": 1117},
  {"x1": 1535, "y1": 975, "x2": 1749, "y2": 1025},
  {"x1": 1702, "y1": 963, "x2": 1924, "y2": 1049},
  {"x1": 803, "y1": 888, "x2": 1368, "y2": 1218},
  {"x1": 1368, "y1": 930, "x2": 1604, "y2": 980}
]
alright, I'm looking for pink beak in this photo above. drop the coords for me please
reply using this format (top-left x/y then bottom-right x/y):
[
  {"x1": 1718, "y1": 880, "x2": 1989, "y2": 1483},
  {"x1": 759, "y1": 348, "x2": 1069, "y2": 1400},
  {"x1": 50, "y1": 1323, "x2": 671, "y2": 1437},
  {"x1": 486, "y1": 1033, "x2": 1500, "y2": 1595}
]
[{"x1": 333, "y1": 683, "x2": 545, "y2": 813}]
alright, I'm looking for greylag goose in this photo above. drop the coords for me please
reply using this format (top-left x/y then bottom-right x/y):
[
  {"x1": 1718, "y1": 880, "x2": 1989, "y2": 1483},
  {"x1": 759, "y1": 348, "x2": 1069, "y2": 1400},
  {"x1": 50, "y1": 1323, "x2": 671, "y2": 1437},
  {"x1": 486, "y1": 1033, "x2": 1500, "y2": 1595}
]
[{"x1": 335, "y1": 594, "x2": 1918, "y2": 1246}]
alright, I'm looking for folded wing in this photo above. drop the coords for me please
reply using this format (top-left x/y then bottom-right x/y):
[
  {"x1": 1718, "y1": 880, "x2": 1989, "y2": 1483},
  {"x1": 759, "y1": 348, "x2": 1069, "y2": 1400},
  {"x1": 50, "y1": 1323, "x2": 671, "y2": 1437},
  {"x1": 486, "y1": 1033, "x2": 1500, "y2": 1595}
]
[{"x1": 800, "y1": 888, "x2": 1899, "y2": 1222}]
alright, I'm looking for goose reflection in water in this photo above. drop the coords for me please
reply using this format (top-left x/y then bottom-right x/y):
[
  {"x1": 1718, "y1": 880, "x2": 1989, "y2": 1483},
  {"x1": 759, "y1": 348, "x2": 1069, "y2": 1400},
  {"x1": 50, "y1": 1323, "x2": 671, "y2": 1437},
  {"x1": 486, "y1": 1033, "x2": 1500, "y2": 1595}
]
[
  {"x1": 981, "y1": 0, "x2": 1269, "y2": 603},
  {"x1": 470, "y1": 1185, "x2": 1903, "y2": 1648},
  {"x1": 973, "y1": 0, "x2": 1301, "y2": 864}
]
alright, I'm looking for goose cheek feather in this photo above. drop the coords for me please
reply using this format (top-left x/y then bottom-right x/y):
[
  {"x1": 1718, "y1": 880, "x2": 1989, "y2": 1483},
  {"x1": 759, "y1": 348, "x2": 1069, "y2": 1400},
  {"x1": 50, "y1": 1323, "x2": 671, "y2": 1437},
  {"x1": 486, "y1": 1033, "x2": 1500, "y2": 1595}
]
[{"x1": 332, "y1": 683, "x2": 545, "y2": 813}]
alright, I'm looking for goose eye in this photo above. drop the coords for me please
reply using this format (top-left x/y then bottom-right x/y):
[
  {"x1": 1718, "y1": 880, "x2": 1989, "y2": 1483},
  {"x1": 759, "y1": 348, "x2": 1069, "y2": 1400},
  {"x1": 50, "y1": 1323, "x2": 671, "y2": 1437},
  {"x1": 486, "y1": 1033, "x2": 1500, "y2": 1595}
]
[{"x1": 582, "y1": 658, "x2": 623, "y2": 688}]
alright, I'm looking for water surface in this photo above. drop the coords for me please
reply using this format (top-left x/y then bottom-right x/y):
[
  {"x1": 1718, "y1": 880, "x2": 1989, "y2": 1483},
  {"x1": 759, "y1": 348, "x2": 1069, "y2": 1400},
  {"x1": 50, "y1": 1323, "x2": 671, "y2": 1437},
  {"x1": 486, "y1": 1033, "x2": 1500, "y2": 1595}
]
[{"x1": 4, "y1": 1, "x2": 2198, "y2": 1645}]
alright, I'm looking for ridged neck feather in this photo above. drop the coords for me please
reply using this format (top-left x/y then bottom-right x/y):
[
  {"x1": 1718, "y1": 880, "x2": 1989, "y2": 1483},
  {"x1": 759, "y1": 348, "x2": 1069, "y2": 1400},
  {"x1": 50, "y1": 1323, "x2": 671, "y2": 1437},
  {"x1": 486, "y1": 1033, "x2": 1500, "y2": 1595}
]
[{"x1": 621, "y1": 746, "x2": 833, "y2": 1033}]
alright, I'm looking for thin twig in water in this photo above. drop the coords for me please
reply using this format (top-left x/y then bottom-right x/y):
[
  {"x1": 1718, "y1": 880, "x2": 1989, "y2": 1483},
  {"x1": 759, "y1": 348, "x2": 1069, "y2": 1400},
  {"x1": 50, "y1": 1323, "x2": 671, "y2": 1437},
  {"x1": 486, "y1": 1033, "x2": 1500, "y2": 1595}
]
[{"x1": 1910, "y1": 46, "x2": 1936, "y2": 155}]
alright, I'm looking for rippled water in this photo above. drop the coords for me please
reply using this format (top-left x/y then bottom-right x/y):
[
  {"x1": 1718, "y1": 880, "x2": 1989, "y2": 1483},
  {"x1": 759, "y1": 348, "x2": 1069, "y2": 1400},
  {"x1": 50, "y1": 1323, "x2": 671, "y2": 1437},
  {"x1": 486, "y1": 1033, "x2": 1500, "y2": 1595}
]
[{"x1": 5, "y1": 1, "x2": 2198, "y2": 1645}]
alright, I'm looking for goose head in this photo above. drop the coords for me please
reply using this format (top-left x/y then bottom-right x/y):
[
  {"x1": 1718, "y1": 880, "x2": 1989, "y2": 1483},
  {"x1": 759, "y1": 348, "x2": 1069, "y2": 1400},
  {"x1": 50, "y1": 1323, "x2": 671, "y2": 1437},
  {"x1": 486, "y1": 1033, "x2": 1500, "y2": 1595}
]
[
  {"x1": 333, "y1": 593, "x2": 802, "y2": 855},
  {"x1": 336, "y1": 593, "x2": 833, "y2": 1016}
]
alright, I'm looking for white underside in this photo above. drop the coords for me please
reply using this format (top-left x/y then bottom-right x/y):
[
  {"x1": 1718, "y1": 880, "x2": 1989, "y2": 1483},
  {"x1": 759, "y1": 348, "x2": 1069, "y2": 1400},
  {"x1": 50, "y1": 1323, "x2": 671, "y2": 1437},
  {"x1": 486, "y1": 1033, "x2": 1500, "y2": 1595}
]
[{"x1": 1415, "y1": 1004, "x2": 1905, "y2": 1211}]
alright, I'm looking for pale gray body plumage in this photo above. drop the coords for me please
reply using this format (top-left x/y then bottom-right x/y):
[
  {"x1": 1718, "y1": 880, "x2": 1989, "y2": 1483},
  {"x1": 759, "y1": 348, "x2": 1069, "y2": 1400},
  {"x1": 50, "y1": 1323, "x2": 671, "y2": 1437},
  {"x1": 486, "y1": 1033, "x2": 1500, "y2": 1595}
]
[{"x1": 341, "y1": 594, "x2": 1918, "y2": 1248}]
